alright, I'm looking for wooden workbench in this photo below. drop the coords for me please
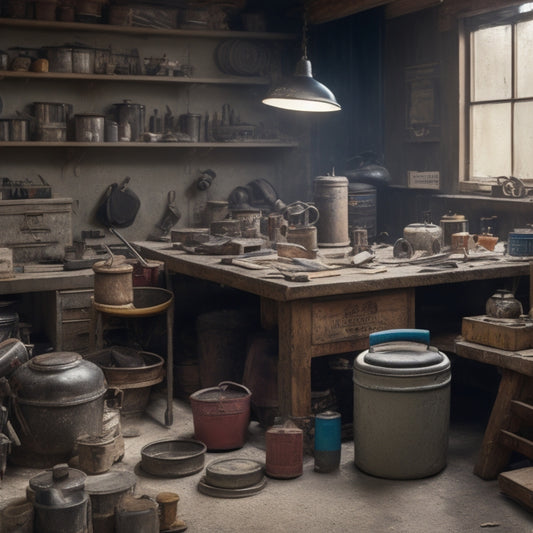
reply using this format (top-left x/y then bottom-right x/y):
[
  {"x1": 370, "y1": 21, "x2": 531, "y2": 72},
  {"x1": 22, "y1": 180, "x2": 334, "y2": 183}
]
[{"x1": 137, "y1": 241, "x2": 531, "y2": 418}]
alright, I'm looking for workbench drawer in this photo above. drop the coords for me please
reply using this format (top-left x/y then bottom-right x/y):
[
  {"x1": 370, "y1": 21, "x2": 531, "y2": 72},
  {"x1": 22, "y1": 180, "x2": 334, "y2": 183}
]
[{"x1": 0, "y1": 198, "x2": 72, "y2": 263}]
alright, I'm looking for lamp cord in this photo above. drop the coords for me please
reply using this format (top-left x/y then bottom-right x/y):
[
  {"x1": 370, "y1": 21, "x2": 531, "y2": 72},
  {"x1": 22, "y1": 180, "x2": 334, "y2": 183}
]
[{"x1": 301, "y1": 8, "x2": 308, "y2": 59}]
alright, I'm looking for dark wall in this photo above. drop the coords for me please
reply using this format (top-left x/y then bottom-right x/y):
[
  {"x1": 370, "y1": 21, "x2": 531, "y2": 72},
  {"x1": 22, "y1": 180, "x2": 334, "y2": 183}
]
[{"x1": 308, "y1": 9, "x2": 384, "y2": 177}]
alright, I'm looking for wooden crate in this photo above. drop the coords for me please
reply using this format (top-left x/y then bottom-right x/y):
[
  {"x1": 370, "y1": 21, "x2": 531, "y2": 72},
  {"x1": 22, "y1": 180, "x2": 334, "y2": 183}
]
[
  {"x1": 499, "y1": 467, "x2": 533, "y2": 512},
  {"x1": 462, "y1": 315, "x2": 533, "y2": 351}
]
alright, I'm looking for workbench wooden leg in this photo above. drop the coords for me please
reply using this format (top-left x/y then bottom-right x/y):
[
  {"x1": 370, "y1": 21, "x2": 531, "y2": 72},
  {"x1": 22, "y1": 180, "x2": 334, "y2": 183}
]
[
  {"x1": 277, "y1": 300, "x2": 313, "y2": 419},
  {"x1": 474, "y1": 369, "x2": 526, "y2": 480}
]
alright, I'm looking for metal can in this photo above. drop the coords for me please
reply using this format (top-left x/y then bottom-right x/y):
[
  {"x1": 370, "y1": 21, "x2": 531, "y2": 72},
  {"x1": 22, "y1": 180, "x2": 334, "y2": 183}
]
[{"x1": 314, "y1": 410, "x2": 341, "y2": 473}]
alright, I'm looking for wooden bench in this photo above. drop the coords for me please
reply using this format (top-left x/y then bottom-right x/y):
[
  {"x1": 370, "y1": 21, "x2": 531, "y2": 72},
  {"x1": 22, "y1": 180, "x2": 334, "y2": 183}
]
[{"x1": 454, "y1": 339, "x2": 533, "y2": 480}]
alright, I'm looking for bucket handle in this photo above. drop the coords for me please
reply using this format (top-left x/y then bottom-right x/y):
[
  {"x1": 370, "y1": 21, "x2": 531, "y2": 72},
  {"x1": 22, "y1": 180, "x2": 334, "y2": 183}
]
[
  {"x1": 369, "y1": 329, "x2": 430, "y2": 351},
  {"x1": 218, "y1": 381, "x2": 252, "y2": 396}
]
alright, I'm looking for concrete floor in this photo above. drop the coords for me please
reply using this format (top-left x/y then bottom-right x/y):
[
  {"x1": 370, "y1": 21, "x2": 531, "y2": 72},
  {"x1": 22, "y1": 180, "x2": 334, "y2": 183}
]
[{"x1": 1, "y1": 388, "x2": 533, "y2": 533}]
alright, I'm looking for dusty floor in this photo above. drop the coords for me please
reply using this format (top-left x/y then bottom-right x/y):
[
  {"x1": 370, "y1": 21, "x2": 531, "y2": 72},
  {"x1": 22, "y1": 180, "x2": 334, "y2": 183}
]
[{"x1": 1, "y1": 388, "x2": 532, "y2": 533}]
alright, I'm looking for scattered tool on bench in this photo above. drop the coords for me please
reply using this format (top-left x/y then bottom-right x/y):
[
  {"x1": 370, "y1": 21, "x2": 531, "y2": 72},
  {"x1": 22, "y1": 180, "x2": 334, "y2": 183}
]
[{"x1": 263, "y1": 270, "x2": 341, "y2": 282}]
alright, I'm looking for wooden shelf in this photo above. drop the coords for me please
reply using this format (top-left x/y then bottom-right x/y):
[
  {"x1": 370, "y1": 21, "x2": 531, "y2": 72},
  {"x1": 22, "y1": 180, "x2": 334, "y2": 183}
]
[
  {"x1": 0, "y1": 141, "x2": 298, "y2": 148},
  {"x1": 0, "y1": 17, "x2": 296, "y2": 40},
  {"x1": 0, "y1": 69, "x2": 271, "y2": 85}
]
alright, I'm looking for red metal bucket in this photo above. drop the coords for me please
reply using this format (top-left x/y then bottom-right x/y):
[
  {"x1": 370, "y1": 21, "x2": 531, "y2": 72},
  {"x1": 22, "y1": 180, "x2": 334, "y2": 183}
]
[{"x1": 189, "y1": 381, "x2": 251, "y2": 451}]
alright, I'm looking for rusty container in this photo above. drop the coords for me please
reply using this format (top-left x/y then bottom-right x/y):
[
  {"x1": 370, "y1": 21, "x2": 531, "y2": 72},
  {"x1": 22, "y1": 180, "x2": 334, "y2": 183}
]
[
  {"x1": 190, "y1": 381, "x2": 251, "y2": 451},
  {"x1": 265, "y1": 424, "x2": 303, "y2": 479},
  {"x1": 348, "y1": 182, "x2": 377, "y2": 242},
  {"x1": 314, "y1": 175, "x2": 350, "y2": 247},
  {"x1": 92, "y1": 260, "x2": 133, "y2": 306}
]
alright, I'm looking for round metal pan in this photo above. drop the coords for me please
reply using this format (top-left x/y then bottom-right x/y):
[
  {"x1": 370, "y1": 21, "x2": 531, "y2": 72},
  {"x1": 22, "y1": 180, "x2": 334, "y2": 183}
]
[
  {"x1": 140, "y1": 439, "x2": 206, "y2": 478},
  {"x1": 205, "y1": 458, "x2": 264, "y2": 489},
  {"x1": 197, "y1": 476, "x2": 266, "y2": 499}
]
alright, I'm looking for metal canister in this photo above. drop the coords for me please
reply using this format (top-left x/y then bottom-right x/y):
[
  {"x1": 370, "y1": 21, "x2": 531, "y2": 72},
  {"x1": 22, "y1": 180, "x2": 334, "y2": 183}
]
[
  {"x1": 265, "y1": 424, "x2": 303, "y2": 479},
  {"x1": 29, "y1": 464, "x2": 91, "y2": 533},
  {"x1": 314, "y1": 175, "x2": 350, "y2": 247},
  {"x1": 348, "y1": 182, "x2": 377, "y2": 242},
  {"x1": 92, "y1": 260, "x2": 133, "y2": 306},
  {"x1": 439, "y1": 213, "x2": 468, "y2": 247},
  {"x1": 115, "y1": 495, "x2": 159, "y2": 533},
  {"x1": 314, "y1": 410, "x2": 341, "y2": 473},
  {"x1": 353, "y1": 329, "x2": 451, "y2": 479}
]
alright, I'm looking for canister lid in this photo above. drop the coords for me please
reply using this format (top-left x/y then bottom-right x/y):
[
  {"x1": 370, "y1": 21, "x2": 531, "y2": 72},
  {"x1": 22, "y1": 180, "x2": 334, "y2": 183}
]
[
  {"x1": 85, "y1": 471, "x2": 136, "y2": 496},
  {"x1": 93, "y1": 260, "x2": 133, "y2": 274},
  {"x1": 30, "y1": 463, "x2": 86, "y2": 494},
  {"x1": 364, "y1": 348, "x2": 444, "y2": 368},
  {"x1": 29, "y1": 351, "x2": 81, "y2": 370}
]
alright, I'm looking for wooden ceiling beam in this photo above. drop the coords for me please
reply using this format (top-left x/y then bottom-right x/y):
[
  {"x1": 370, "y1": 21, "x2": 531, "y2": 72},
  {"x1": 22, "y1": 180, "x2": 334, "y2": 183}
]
[
  {"x1": 305, "y1": 0, "x2": 391, "y2": 24},
  {"x1": 385, "y1": 0, "x2": 443, "y2": 19}
]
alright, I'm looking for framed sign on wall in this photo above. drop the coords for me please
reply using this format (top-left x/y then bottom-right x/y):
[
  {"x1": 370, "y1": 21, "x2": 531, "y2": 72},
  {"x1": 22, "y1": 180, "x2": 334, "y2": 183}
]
[{"x1": 405, "y1": 63, "x2": 440, "y2": 142}]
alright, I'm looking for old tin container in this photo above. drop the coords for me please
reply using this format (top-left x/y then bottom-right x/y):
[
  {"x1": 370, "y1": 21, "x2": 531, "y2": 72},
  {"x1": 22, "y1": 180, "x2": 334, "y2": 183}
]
[
  {"x1": 190, "y1": 381, "x2": 251, "y2": 450},
  {"x1": 314, "y1": 175, "x2": 350, "y2": 247},
  {"x1": 486, "y1": 289, "x2": 523, "y2": 319},
  {"x1": 403, "y1": 223, "x2": 442, "y2": 254},
  {"x1": 439, "y1": 213, "x2": 468, "y2": 247},
  {"x1": 140, "y1": 439, "x2": 206, "y2": 477},
  {"x1": 75, "y1": 113, "x2": 105, "y2": 142},
  {"x1": 29, "y1": 464, "x2": 90, "y2": 533},
  {"x1": 47, "y1": 46, "x2": 72, "y2": 72},
  {"x1": 10, "y1": 352, "x2": 106, "y2": 467},
  {"x1": 314, "y1": 410, "x2": 341, "y2": 473},
  {"x1": 265, "y1": 424, "x2": 303, "y2": 479},
  {"x1": 85, "y1": 470, "x2": 136, "y2": 533},
  {"x1": 115, "y1": 495, "x2": 159, "y2": 533},
  {"x1": 353, "y1": 329, "x2": 450, "y2": 479},
  {"x1": 112, "y1": 99, "x2": 146, "y2": 142},
  {"x1": 92, "y1": 260, "x2": 133, "y2": 306}
]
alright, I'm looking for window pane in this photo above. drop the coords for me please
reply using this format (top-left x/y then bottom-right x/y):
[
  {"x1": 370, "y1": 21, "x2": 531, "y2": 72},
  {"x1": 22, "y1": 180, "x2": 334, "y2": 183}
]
[
  {"x1": 471, "y1": 25, "x2": 512, "y2": 101},
  {"x1": 514, "y1": 101, "x2": 533, "y2": 178},
  {"x1": 516, "y1": 19, "x2": 533, "y2": 98},
  {"x1": 471, "y1": 103, "x2": 511, "y2": 177}
]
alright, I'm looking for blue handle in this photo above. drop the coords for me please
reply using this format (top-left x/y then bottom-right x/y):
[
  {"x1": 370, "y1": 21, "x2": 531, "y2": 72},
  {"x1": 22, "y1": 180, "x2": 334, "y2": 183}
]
[{"x1": 369, "y1": 329, "x2": 430, "y2": 347}]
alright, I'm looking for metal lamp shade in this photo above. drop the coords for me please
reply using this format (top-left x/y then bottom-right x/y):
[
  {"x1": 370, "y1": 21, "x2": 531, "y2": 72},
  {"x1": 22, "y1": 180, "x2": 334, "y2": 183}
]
[{"x1": 262, "y1": 58, "x2": 341, "y2": 113}]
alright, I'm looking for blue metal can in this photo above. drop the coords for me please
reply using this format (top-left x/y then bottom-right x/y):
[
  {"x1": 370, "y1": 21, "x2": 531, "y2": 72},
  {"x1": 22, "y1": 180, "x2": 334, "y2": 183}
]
[{"x1": 314, "y1": 410, "x2": 341, "y2": 473}]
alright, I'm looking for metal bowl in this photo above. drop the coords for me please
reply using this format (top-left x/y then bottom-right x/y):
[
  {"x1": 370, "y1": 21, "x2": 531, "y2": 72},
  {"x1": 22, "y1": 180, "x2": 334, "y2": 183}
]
[
  {"x1": 205, "y1": 458, "x2": 264, "y2": 489},
  {"x1": 140, "y1": 439, "x2": 206, "y2": 478}
]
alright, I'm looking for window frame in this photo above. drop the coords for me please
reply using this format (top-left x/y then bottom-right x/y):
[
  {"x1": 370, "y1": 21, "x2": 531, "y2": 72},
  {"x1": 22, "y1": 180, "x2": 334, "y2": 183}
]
[{"x1": 459, "y1": 5, "x2": 533, "y2": 192}]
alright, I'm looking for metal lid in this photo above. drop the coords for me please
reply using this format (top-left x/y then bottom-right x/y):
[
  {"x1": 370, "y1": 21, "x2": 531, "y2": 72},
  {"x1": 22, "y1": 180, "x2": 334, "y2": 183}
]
[
  {"x1": 30, "y1": 463, "x2": 86, "y2": 493},
  {"x1": 85, "y1": 471, "x2": 136, "y2": 496},
  {"x1": 315, "y1": 410, "x2": 341, "y2": 420},
  {"x1": 364, "y1": 348, "x2": 445, "y2": 368},
  {"x1": 93, "y1": 260, "x2": 133, "y2": 274},
  {"x1": 29, "y1": 352, "x2": 81, "y2": 371},
  {"x1": 205, "y1": 458, "x2": 264, "y2": 489},
  {"x1": 12, "y1": 352, "x2": 106, "y2": 406}
]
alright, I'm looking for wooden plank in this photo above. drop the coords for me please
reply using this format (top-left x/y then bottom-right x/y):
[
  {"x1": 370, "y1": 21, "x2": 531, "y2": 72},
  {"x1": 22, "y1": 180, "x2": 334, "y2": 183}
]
[
  {"x1": 510, "y1": 400, "x2": 533, "y2": 425},
  {"x1": 499, "y1": 467, "x2": 533, "y2": 512},
  {"x1": 454, "y1": 340, "x2": 533, "y2": 378},
  {"x1": 307, "y1": 0, "x2": 390, "y2": 24},
  {"x1": 385, "y1": 0, "x2": 443, "y2": 19},
  {"x1": 474, "y1": 369, "x2": 525, "y2": 479},
  {"x1": 311, "y1": 289, "x2": 414, "y2": 345},
  {"x1": 499, "y1": 430, "x2": 533, "y2": 460}
]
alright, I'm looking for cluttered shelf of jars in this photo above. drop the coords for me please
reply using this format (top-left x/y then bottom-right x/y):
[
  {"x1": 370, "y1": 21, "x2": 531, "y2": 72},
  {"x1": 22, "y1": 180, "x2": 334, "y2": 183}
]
[{"x1": 0, "y1": 2, "x2": 298, "y2": 147}]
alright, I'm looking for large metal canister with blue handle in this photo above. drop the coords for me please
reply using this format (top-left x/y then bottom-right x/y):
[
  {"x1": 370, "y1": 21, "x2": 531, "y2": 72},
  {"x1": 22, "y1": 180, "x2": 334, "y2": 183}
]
[{"x1": 353, "y1": 329, "x2": 451, "y2": 480}]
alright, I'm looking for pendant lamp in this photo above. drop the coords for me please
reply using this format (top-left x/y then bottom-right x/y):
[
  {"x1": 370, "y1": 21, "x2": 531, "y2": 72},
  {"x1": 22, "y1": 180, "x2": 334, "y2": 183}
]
[{"x1": 262, "y1": 15, "x2": 341, "y2": 113}]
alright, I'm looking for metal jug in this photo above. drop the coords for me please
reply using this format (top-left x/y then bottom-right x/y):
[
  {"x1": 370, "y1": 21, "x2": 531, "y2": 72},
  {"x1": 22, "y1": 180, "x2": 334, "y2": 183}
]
[{"x1": 29, "y1": 463, "x2": 91, "y2": 533}]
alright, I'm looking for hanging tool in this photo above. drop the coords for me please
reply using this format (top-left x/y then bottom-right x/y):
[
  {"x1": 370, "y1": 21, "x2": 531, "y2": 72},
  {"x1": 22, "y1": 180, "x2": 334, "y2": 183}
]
[{"x1": 148, "y1": 191, "x2": 182, "y2": 241}]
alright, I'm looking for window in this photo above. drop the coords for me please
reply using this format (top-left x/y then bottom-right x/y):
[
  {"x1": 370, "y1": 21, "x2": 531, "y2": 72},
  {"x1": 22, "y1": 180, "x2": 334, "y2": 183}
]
[{"x1": 461, "y1": 4, "x2": 533, "y2": 192}]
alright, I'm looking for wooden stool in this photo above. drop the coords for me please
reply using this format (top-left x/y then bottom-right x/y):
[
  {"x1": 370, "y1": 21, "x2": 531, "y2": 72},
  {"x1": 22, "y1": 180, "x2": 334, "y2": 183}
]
[
  {"x1": 90, "y1": 287, "x2": 174, "y2": 426},
  {"x1": 455, "y1": 339, "x2": 533, "y2": 480}
]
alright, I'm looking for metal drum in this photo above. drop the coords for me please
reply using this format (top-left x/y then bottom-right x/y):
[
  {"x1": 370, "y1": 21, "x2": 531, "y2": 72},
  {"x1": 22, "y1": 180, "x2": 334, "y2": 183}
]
[
  {"x1": 353, "y1": 329, "x2": 451, "y2": 479},
  {"x1": 348, "y1": 182, "x2": 377, "y2": 242},
  {"x1": 314, "y1": 175, "x2": 350, "y2": 247}
]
